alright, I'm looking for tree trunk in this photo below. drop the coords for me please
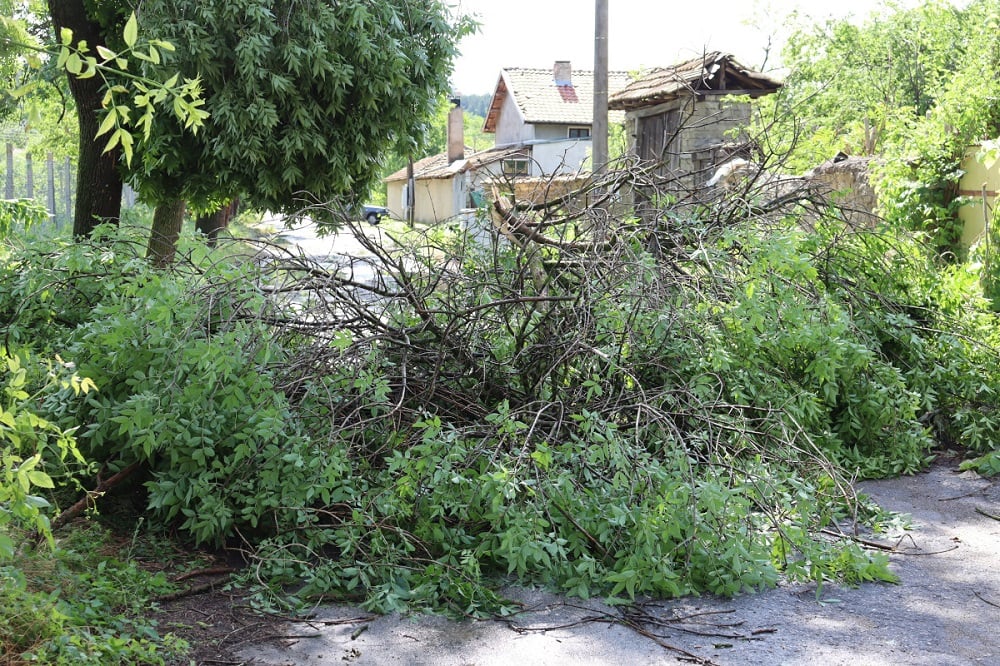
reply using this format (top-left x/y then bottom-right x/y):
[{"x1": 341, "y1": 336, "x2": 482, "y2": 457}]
[
  {"x1": 147, "y1": 198, "x2": 186, "y2": 267},
  {"x1": 47, "y1": 0, "x2": 123, "y2": 237},
  {"x1": 195, "y1": 197, "x2": 239, "y2": 247}
]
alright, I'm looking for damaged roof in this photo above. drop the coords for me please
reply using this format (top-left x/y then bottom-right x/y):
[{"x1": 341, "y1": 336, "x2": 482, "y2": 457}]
[{"x1": 608, "y1": 51, "x2": 782, "y2": 111}]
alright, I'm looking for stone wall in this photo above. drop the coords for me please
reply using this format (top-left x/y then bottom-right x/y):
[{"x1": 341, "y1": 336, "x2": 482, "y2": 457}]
[{"x1": 806, "y1": 155, "x2": 879, "y2": 226}]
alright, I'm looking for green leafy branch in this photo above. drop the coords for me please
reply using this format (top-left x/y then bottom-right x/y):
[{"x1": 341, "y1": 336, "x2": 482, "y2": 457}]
[
  {"x1": 0, "y1": 352, "x2": 95, "y2": 558},
  {"x1": 6, "y1": 12, "x2": 208, "y2": 166}
]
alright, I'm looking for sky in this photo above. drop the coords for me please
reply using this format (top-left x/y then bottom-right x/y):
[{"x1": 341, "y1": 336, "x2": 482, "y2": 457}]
[{"x1": 449, "y1": 0, "x2": 919, "y2": 95}]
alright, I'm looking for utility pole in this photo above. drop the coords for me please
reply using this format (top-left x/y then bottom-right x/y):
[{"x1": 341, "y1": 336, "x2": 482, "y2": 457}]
[{"x1": 592, "y1": 0, "x2": 609, "y2": 174}]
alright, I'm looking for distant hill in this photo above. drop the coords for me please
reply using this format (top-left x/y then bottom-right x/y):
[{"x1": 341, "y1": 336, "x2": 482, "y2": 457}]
[{"x1": 460, "y1": 94, "x2": 492, "y2": 118}]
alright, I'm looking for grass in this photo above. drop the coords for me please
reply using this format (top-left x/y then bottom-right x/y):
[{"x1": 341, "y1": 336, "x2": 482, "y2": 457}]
[{"x1": 0, "y1": 521, "x2": 191, "y2": 665}]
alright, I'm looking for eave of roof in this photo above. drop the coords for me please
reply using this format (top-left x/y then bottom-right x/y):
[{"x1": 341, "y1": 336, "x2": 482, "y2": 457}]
[
  {"x1": 383, "y1": 145, "x2": 530, "y2": 183},
  {"x1": 608, "y1": 51, "x2": 782, "y2": 111}
]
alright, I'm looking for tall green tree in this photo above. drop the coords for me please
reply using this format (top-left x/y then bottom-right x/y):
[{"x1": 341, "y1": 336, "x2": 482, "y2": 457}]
[
  {"x1": 760, "y1": 0, "x2": 1000, "y2": 254},
  {"x1": 2, "y1": 2, "x2": 80, "y2": 160},
  {"x1": 762, "y1": 0, "x2": 968, "y2": 170},
  {"x1": 134, "y1": 0, "x2": 473, "y2": 265},
  {"x1": 877, "y1": 0, "x2": 1000, "y2": 255}
]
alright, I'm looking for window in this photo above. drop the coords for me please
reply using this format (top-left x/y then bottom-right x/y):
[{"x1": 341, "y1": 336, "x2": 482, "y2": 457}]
[
  {"x1": 502, "y1": 158, "x2": 529, "y2": 177},
  {"x1": 568, "y1": 127, "x2": 591, "y2": 139}
]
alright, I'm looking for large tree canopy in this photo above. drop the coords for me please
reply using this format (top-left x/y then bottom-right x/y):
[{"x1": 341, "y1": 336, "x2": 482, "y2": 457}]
[
  {"x1": 759, "y1": 0, "x2": 1000, "y2": 253},
  {"x1": 134, "y1": 0, "x2": 471, "y2": 225},
  {"x1": 762, "y1": 0, "x2": 969, "y2": 169}
]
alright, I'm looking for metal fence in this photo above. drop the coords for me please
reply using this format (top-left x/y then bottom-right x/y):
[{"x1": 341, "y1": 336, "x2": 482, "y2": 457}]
[
  {"x1": 3, "y1": 142, "x2": 75, "y2": 228},
  {"x1": 2, "y1": 142, "x2": 141, "y2": 229}
]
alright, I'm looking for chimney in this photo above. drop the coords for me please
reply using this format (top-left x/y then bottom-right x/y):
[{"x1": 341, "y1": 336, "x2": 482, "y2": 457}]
[
  {"x1": 554, "y1": 60, "x2": 572, "y2": 86},
  {"x1": 447, "y1": 96, "x2": 464, "y2": 164}
]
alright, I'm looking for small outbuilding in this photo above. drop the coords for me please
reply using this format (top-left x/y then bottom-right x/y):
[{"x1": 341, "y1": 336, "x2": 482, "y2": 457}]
[{"x1": 609, "y1": 52, "x2": 782, "y2": 184}]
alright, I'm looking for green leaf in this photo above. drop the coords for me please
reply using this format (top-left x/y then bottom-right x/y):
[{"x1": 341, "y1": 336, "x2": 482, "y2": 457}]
[
  {"x1": 9, "y1": 83, "x2": 36, "y2": 99},
  {"x1": 120, "y1": 130, "x2": 134, "y2": 165},
  {"x1": 123, "y1": 12, "x2": 139, "y2": 48},
  {"x1": 97, "y1": 113, "x2": 117, "y2": 138},
  {"x1": 78, "y1": 57, "x2": 98, "y2": 79},
  {"x1": 96, "y1": 45, "x2": 117, "y2": 61},
  {"x1": 103, "y1": 128, "x2": 122, "y2": 153},
  {"x1": 27, "y1": 470, "x2": 54, "y2": 489},
  {"x1": 65, "y1": 52, "x2": 82, "y2": 75}
]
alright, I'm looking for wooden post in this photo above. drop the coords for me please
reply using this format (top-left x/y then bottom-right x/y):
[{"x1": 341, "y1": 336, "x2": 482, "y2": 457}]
[
  {"x1": 592, "y1": 0, "x2": 609, "y2": 173},
  {"x1": 63, "y1": 157, "x2": 72, "y2": 224},
  {"x1": 406, "y1": 157, "x2": 415, "y2": 228},
  {"x1": 4, "y1": 143, "x2": 13, "y2": 199},
  {"x1": 46, "y1": 152, "x2": 56, "y2": 218},
  {"x1": 25, "y1": 152, "x2": 34, "y2": 199},
  {"x1": 589, "y1": 0, "x2": 610, "y2": 243}
]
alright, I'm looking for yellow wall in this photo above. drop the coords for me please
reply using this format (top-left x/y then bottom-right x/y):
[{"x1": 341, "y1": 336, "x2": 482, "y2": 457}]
[
  {"x1": 386, "y1": 176, "x2": 463, "y2": 224},
  {"x1": 959, "y1": 145, "x2": 1000, "y2": 247}
]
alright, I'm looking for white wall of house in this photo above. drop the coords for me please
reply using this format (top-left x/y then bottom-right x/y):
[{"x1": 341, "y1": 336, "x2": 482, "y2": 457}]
[
  {"x1": 530, "y1": 139, "x2": 591, "y2": 176},
  {"x1": 532, "y1": 124, "x2": 576, "y2": 141},
  {"x1": 494, "y1": 92, "x2": 533, "y2": 146}
]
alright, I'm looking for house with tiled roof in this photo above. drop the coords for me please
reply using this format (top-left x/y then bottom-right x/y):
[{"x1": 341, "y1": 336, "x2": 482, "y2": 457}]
[
  {"x1": 608, "y1": 51, "x2": 782, "y2": 184},
  {"x1": 383, "y1": 143, "x2": 527, "y2": 224},
  {"x1": 382, "y1": 99, "x2": 532, "y2": 224},
  {"x1": 483, "y1": 61, "x2": 630, "y2": 177},
  {"x1": 382, "y1": 63, "x2": 631, "y2": 225}
]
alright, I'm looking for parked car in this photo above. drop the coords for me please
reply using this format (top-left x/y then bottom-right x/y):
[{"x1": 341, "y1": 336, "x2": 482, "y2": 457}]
[{"x1": 361, "y1": 204, "x2": 389, "y2": 224}]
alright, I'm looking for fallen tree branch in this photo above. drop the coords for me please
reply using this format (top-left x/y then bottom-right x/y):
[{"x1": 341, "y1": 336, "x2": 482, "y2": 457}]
[
  {"x1": 157, "y1": 581, "x2": 219, "y2": 603},
  {"x1": 975, "y1": 507, "x2": 1000, "y2": 522},
  {"x1": 974, "y1": 591, "x2": 1000, "y2": 609},
  {"x1": 503, "y1": 602, "x2": 724, "y2": 665},
  {"x1": 48, "y1": 460, "x2": 143, "y2": 534},
  {"x1": 818, "y1": 528, "x2": 896, "y2": 551},
  {"x1": 173, "y1": 566, "x2": 236, "y2": 582}
]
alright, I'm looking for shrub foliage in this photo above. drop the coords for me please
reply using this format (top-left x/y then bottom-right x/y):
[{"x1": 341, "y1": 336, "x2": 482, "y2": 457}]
[{"x1": 4, "y1": 159, "x2": 999, "y2": 616}]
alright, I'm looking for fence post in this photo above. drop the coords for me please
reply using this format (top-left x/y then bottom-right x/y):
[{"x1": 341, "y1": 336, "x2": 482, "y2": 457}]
[
  {"x1": 63, "y1": 157, "x2": 72, "y2": 224},
  {"x1": 4, "y1": 143, "x2": 12, "y2": 199},
  {"x1": 25, "y1": 152, "x2": 34, "y2": 199},
  {"x1": 47, "y1": 152, "x2": 56, "y2": 218}
]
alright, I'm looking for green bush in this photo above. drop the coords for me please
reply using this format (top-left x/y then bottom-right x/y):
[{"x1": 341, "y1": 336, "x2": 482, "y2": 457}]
[
  {"x1": 0, "y1": 199, "x2": 48, "y2": 238},
  {"x1": 0, "y1": 350, "x2": 94, "y2": 557},
  {"x1": 2, "y1": 200, "x2": 997, "y2": 618}
]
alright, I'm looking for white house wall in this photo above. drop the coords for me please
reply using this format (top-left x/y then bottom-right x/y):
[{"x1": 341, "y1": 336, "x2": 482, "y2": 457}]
[
  {"x1": 532, "y1": 124, "x2": 573, "y2": 141},
  {"x1": 530, "y1": 139, "x2": 590, "y2": 176},
  {"x1": 495, "y1": 90, "x2": 533, "y2": 145},
  {"x1": 386, "y1": 180, "x2": 405, "y2": 220}
]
